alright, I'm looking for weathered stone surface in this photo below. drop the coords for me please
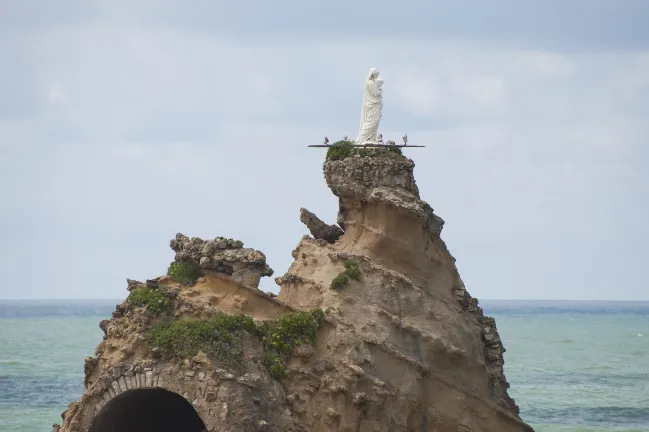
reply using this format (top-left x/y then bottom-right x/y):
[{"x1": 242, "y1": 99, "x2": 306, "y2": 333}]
[
  {"x1": 299, "y1": 208, "x2": 343, "y2": 243},
  {"x1": 324, "y1": 150, "x2": 419, "y2": 201},
  {"x1": 83, "y1": 357, "x2": 97, "y2": 389},
  {"x1": 170, "y1": 233, "x2": 273, "y2": 289},
  {"x1": 126, "y1": 279, "x2": 144, "y2": 292},
  {"x1": 273, "y1": 152, "x2": 531, "y2": 431},
  {"x1": 54, "y1": 150, "x2": 532, "y2": 432}
]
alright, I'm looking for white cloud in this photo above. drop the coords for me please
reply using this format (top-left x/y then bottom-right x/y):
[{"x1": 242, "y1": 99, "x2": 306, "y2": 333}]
[
  {"x1": 516, "y1": 52, "x2": 576, "y2": 78},
  {"x1": 391, "y1": 69, "x2": 441, "y2": 116},
  {"x1": 1, "y1": 18, "x2": 649, "y2": 300},
  {"x1": 46, "y1": 83, "x2": 67, "y2": 105}
]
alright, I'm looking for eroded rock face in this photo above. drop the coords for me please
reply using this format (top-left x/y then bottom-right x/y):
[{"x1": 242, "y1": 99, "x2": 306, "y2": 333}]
[
  {"x1": 55, "y1": 274, "x2": 302, "y2": 432},
  {"x1": 55, "y1": 150, "x2": 532, "y2": 432},
  {"x1": 324, "y1": 150, "x2": 419, "y2": 200},
  {"x1": 299, "y1": 208, "x2": 343, "y2": 243},
  {"x1": 273, "y1": 151, "x2": 532, "y2": 431},
  {"x1": 170, "y1": 233, "x2": 273, "y2": 289}
]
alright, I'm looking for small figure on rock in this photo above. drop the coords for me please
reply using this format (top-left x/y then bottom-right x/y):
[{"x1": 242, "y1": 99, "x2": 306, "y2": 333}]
[
  {"x1": 324, "y1": 136, "x2": 329, "y2": 145},
  {"x1": 402, "y1": 134, "x2": 408, "y2": 146},
  {"x1": 377, "y1": 133, "x2": 384, "y2": 145}
]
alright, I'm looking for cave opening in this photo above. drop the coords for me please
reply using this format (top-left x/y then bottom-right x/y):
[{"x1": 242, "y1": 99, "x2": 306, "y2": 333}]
[{"x1": 90, "y1": 388, "x2": 207, "y2": 432}]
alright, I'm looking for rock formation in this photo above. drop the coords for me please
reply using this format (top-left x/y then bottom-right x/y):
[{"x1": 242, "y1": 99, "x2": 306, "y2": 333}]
[
  {"x1": 299, "y1": 208, "x2": 344, "y2": 244},
  {"x1": 54, "y1": 147, "x2": 533, "y2": 432},
  {"x1": 170, "y1": 233, "x2": 274, "y2": 289}
]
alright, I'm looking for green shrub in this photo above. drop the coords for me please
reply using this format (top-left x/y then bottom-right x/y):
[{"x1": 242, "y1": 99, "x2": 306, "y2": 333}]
[
  {"x1": 167, "y1": 261, "x2": 202, "y2": 285},
  {"x1": 263, "y1": 352, "x2": 285, "y2": 379},
  {"x1": 330, "y1": 259, "x2": 362, "y2": 289},
  {"x1": 262, "y1": 309, "x2": 326, "y2": 379},
  {"x1": 148, "y1": 314, "x2": 257, "y2": 363},
  {"x1": 343, "y1": 260, "x2": 362, "y2": 281},
  {"x1": 326, "y1": 140, "x2": 355, "y2": 161},
  {"x1": 127, "y1": 287, "x2": 173, "y2": 316},
  {"x1": 330, "y1": 272, "x2": 350, "y2": 289},
  {"x1": 147, "y1": 309, "x2": 325, "y2": 380}
]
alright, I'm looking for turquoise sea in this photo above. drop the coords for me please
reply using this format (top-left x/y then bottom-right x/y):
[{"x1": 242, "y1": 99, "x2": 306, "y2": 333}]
[{"x1": 0, "y1": 300, "x2": 647, "y2": 431}]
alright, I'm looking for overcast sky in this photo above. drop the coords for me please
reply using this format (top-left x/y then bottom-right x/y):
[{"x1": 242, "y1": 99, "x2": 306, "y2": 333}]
[{"x1": 1, "y1": 1, "x2": 648, "y2": 300}]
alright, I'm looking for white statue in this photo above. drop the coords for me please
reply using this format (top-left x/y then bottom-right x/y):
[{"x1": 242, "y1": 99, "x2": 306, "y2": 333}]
[{"x1": 356, "y1": 68, "x2": 383, "y2": 144}]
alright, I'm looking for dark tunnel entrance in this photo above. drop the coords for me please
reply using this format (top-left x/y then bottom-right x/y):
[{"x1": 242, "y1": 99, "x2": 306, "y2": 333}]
[{"x1": 90, "y1": 388, "x2": 207, "y2": 432}]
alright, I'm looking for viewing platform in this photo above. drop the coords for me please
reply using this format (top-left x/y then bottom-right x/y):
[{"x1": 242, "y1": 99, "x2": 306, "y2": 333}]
[{"x1": 308, "y1": 144, "x2": 425, "y2": 148}]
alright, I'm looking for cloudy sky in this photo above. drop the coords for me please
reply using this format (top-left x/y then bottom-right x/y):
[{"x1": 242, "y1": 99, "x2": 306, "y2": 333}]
[{"x1": 1, "y1": 1, "x2": 648, "y2": 300}]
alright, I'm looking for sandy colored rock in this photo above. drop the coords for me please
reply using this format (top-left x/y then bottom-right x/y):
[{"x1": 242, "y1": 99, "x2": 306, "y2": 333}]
[
  {"x1": 54, "y1": 149, "x2": 533, "y2": 432},
  {"x1": 274, "y1": 150, "x2": 529, "y2": 431}
]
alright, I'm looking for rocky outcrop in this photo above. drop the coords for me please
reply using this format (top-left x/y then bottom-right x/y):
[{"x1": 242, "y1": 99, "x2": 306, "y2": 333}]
[
  {"x1": 170, "y1": 233, "x2": 273, "y2": 289},
  {"x1": 299, "y1": 208, "x2": 343, "y2": 243},
  {"x1": 275, "y1": 149, "x2": 532, "y2": 431},
  {"x1": 54, "y1": 148, "x2": 533, "y2": 432},
  {"x1": 55, "y1": 270, "x2": 301, "y2": 432}
]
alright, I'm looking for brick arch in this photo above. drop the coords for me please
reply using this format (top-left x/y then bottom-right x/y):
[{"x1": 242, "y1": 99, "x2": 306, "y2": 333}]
[
  {"x1": 92, "y1": 371, "x2": 205, "y2": 419},
  {"x1": 91, "y1": 386, "x2": 207, "y2": 432}
]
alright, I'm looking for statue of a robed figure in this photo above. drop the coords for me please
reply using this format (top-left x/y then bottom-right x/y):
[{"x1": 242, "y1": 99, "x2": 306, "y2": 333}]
[
  {"x1": 356, "y1": 68, "x2": 384, "y2": 145},
  {"x1": 310, "y1": 69, "x2": 422, "y2": 148}
]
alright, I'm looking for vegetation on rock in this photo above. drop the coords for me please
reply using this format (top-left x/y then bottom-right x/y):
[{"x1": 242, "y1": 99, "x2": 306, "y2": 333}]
[
  {"x1": 330, "y1": 272, "x2": 350, "y2": 289},
  {"x1": 325, "y1": 139, "x2": 403, "y2": 161},
  {"x1": 167, "y1": 261, "x2": 203, "y2": 285},
  {"x1": 326, "y1": 140, "x2": 355, "y2": 161},
  {"x1": 262, "y1": 309, "x2": 326, "y2": 379},
  {"x1": 148, "y1": 314, "x2": 258, "y2": 363},
  {"x1": 147, "y1": 309, "x2": 326, "y2": 379},
  {"x1": 127, "y1": 287, "x2": 173, "y2": 316},
  {"x1": 331, "y1": 260, "x2": 362, "y2": 289}
]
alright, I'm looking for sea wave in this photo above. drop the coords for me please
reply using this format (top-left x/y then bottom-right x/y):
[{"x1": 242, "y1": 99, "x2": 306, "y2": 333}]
[{"x1": 0, "y1": 376, "x2": 83, "y2": 408}]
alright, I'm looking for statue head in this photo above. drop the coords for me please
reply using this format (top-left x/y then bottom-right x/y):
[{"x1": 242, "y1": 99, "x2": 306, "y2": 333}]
[{"x1": 367, "y1": 68, "x2": 380, "y2": 81}]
